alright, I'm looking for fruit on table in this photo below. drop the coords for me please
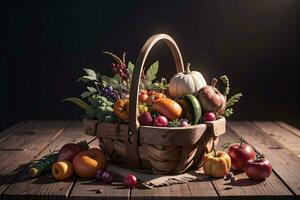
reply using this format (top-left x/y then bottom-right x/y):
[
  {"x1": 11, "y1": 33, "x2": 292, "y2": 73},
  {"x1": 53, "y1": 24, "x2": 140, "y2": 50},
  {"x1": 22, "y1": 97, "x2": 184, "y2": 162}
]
[
  {"x1": 224, "y1": 172, "x2": 234, "y2": 180},
  {"x1": 73, "y1": 148, "x2": 107, "y2": 178},
  {"x1": 145, "y1": 92, "x2": 166, "y2": 105},
  {"x1": 197, "y1": 78, "x2": 226, "y2": 114},
  {"x1": 123, "y1": 174, "x2": 138, "y2": 187},
  {"x1": 138, "y1": 111, "x2": 153, "y2": 126},
  {"x1": 29, "y1": 152, "x2": 58, "y2": 177},
  {"x1": 102, "y1": 170, "x2": 114, "y2": 183},
  {"x1": 58, "y1": 141, "x2": 89, "y2": 162},
  {"x1": 203, "y1": 112, "x2": 217, "y2": 121},
  {"x1": 203, "y1": 149, "x2": 231, "y2": 178},
  {"x1": 152, "y1": 98, "x2": 182, "y2": 120},
  {"x1": 154, "y1": 115, "x2": 168, "y2": 127},
  {"x1": 138, "y1": 90, "x2": 148, "y2": 103},
  {"x1": 96, "y1": 169, "x2": 107, "y2": 181},
  {"x1": 227, "y1": 137, "x2": 256, "y2": 171},
  {"x1": 176, "y1": 94, "x2": 202, "y2": 125},
  {"x1": 113, "y1": 99, "x2": 130, "y2": 121},
  {"x1": 52, "y1": 160, "x2": 74, "y2": 181},
  {"x1": 169, "y1": 63, "x2": 207, "y2": 98},
  {"x1": 246, "y1": 155, "x2": 272, "y2": 180}
]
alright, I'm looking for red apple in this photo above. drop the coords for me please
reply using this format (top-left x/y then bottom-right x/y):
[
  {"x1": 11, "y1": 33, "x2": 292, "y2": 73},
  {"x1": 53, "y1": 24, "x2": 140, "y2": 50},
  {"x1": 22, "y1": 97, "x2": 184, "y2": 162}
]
[
  {"x1": 154, "y1": 115, "x2": 168, "y2": 127},
  {"x1": 227, "y1": 137, "x2": 256, "y2": 171},
  {"x1": 246, "y1": 155, "x2": 272, "y2": 180}
]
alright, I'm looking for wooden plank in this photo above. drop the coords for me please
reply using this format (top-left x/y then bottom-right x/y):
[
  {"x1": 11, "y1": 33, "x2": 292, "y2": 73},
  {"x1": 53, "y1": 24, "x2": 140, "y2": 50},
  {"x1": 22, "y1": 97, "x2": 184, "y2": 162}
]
[
  {"x1": 2, "y1": 122, "x2": 96, "y2": 200},
  {"x1": 0, "y1": 121, "x2": 32, "y2": 142},
  {"x1": 228, "y1": 121, "x2": 300, "y2": 196},
  {"x1": 131, "y1": 183, "x2": 191, "y2": 200},
  {"x1": 210, "y1": 125, "x2": 292, "y2": 199},
  {"x1": 187, "y1": 168, "x2": 219, "y2": 200},
  {"x1": 0, "y1": 121, "x2": 69, "y2": 151},
  {"x1": 275, "y1": 121, "x2": 300, "y2": 137},
  {"x1": 253, "y1": 121, "x2": 300, "y2": 158},
  {"x1": 0, "y1": 150, "x2": 37, "y2": 196},
  {"x1": 69, "y1": 179, "x2": 130, "y2": 200},
  {"x1": 0, "y1": 121, "x2": 69, "y2": 195}
]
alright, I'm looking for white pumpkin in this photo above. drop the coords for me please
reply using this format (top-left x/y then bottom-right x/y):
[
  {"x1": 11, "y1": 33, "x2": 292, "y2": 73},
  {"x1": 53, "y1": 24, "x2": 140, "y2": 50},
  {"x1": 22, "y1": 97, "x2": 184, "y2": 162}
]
[{"x1": 168, "y1": 63, "x2": 206, "y2": 98}]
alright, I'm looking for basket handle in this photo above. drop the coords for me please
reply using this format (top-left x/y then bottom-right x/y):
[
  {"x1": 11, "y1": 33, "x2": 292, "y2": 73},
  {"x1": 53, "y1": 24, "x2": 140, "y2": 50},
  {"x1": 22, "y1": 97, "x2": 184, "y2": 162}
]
[{"x1": 126, "y1": 34, "x2": 184, "y2": 169}]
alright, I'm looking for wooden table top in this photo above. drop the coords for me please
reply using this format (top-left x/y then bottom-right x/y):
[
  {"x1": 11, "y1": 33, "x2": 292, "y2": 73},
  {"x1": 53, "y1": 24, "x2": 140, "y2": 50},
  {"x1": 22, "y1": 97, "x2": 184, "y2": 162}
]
[{"x1": 0, "y1": 121, "x2": 299, "y2": 200}]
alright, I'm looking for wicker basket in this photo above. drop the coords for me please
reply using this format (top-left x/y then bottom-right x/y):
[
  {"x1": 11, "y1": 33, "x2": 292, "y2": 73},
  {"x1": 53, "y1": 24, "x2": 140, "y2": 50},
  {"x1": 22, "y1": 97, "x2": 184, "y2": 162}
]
[{"x1": 83, "y1": 34, "x2": 226, "y2": 174}]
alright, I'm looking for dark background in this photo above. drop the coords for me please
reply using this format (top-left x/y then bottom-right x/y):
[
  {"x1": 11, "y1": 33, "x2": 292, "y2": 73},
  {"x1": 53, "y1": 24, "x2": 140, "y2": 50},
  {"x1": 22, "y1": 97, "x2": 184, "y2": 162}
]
[{"x1": 0, "y1": 0, "x2": 299, "y2": 131}]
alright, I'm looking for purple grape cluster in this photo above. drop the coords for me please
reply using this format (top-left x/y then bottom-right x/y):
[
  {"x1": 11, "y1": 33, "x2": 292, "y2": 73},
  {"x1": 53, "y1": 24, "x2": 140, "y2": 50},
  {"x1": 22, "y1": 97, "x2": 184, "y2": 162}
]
[
  {"x1": 101, "y1": 85, "x2": 120, "y2": 101},
  {"x1": 111, "y1": 63, "x2": 129, "y2": 80}
]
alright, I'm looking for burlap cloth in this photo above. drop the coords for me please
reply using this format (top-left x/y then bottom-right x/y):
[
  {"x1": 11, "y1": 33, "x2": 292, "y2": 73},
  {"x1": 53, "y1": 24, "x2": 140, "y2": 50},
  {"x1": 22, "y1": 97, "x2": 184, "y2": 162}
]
[{"x1": 107, "y1": 163, "x2": 206, "y2": 189}]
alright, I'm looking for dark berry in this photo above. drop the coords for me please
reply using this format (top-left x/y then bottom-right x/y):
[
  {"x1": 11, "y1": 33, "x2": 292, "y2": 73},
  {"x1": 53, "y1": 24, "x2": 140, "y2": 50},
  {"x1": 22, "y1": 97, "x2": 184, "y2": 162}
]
[{"x1": 106, "y1": 85, "x2": 113, "y2": 92}]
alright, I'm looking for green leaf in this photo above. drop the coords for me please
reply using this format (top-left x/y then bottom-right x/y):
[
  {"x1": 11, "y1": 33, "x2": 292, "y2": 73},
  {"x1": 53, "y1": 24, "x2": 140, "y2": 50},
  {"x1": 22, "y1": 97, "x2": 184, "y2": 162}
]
[
  {"x1": 63, "y1": 98, "x2": 90, "y2": 110},
  {"x1": 83, "y1": 68, "x2": 97, "y2": 78},
  {"x1": 139, "y1": 82, "x2": 145, "y2": 90},
  {"x1": 77, "y1": 76, "x2": 97, "y2": 83},
  {"x1": 87, "y1": 86, "x2": 97, "y2": 93},
  {"x1": 114, "y1": 74, "x2": 121, "y2": 83},
  {"x1": 80, "y1": 91, "x2": 93, "y2": 99},
  {"x1": 101, "y1": 75, "x2": 119, "y2": 89},
  {"x1": 146, "y1": 61, "x2": 159, "y2": 82},
  {"x1": 128, "y1": 61, "x2": 135, "y2": 74}
]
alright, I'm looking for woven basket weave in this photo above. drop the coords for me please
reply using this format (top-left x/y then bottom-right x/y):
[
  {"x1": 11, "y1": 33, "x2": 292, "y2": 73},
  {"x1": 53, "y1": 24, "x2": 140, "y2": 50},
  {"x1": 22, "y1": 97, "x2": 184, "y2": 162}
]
[{"x1": 84, "y1": 34, "x2": 226, "y2": 174}]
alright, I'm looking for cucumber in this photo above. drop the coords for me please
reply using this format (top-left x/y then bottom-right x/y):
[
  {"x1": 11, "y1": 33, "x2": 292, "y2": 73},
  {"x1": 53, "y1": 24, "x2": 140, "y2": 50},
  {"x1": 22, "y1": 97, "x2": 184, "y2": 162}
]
[{"x1": 178, "y1": 94, "x2": 202, "y2": 125}]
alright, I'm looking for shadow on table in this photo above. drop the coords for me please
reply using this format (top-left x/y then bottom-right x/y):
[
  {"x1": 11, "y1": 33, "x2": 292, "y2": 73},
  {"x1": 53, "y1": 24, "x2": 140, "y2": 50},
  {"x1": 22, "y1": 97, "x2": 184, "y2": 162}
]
[
  {"x1": 76, "y1": 178, "x2": 129, "y2": 189},
  {"x1": 224, "y1": 177, "x2": 265, "y2": 187},
  {"x1": 0, "y1": 163, "x2": 28, "y2": 184}
]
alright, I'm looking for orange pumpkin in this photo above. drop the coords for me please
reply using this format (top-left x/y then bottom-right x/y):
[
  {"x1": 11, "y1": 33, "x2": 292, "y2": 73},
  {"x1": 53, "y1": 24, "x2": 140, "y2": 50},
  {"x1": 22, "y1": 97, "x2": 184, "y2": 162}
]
[
  {"x1": 113, "y1": 99, "x2": 130, "y2": 121},
  {"x1": 73, "y1": 148, "x2": 107, "y2": 178},
  {"x1": 152, "y1": 98, "x2": 182, "y2": 120},
  {"x1": 145, "y1": 92, "x2": 166, "y2": 105}
]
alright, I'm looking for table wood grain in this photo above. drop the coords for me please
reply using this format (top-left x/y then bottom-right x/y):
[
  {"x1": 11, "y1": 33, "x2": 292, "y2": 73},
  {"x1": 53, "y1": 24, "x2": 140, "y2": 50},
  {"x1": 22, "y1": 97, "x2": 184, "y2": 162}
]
[{"x1": 0, "y1": 121, "x2": 299, "y2": 200}]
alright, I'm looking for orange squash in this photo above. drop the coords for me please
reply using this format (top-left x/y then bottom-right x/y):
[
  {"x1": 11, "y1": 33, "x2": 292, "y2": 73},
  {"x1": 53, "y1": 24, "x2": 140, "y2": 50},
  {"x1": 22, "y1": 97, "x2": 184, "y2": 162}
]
[
  {"x1": 152, "y1": 98, "x2": 182, "y2": 120},
  {"x1": 113, "y1": 99, "x2": 130, "y2": 121},
  {"x1": 73, "y1": 148, "x2": 107, "y2": 178},
  {"x1": 145, "y1": 92, "x2": 166, "y2": 105}
]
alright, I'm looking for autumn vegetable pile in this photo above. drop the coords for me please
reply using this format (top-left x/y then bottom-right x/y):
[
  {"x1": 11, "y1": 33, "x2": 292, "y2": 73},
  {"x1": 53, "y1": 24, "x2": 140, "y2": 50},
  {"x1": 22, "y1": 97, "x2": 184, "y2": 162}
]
[
  {"x1": 64, "y1": 51, "x2": 242, "y2": 127},
  {"x1": 28, "y1": 51, "x2": 273, "y2": 186},
  {"x1": 203, "y1": 137, "x2": 272, "y2": 182},
  {"x1": 29, "y1": 141, "x2": 137, "y2": 187}
]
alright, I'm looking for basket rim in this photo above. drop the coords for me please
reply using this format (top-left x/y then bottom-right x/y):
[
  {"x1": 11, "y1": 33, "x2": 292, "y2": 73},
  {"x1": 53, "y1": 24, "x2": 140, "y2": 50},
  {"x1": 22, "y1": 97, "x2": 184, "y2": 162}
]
[{"x1": 83, "y1": 116, "x2": 224, "y2": 129}]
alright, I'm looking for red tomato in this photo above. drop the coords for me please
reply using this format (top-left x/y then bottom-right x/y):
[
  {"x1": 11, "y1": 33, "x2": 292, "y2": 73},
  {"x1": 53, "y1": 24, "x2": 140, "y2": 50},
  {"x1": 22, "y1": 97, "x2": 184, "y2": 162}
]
[
  {"x1": 227, "y1": 138, "x2": 256, "y2": 171},
  {"x1": 246, "y1": 156, "x2": 272, "y2": 180}
]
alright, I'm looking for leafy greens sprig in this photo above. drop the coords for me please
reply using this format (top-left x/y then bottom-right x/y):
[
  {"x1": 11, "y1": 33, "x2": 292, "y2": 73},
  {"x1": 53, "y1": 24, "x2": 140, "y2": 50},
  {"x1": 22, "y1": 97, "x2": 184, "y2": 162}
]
[{"x1": 220, "y1": 75, "x2": 242, "y2": 117}]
